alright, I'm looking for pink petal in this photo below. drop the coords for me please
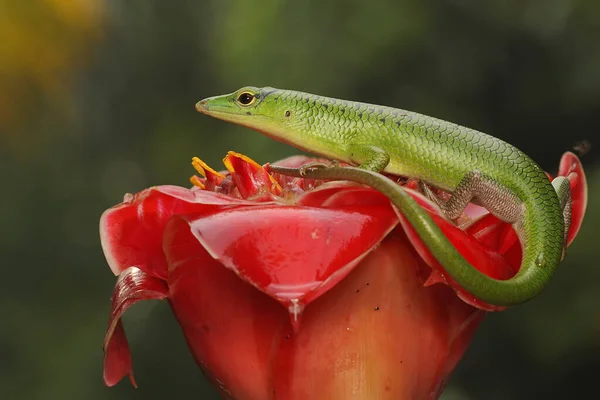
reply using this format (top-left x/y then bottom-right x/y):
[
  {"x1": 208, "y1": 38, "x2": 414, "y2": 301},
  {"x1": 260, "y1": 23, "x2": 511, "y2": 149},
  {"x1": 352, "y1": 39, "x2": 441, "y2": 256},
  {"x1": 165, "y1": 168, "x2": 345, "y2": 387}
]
[
  {"x1": 269, "y1": 155, "x2": 323, "y2": 169},
  {"x1": 103, "y1": 267, "x2": 169, "y2": 387},
  {"x1": 267, "y1": 157, "x2": 348, "y2": 191}
]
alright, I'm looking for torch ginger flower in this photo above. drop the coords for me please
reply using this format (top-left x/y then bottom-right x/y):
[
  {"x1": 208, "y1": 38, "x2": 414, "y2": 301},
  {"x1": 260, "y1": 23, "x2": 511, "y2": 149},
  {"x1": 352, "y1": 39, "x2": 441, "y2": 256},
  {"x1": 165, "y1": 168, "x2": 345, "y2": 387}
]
[{"x1": 100, "y1": 151, "x2": 587, "y2": 399}]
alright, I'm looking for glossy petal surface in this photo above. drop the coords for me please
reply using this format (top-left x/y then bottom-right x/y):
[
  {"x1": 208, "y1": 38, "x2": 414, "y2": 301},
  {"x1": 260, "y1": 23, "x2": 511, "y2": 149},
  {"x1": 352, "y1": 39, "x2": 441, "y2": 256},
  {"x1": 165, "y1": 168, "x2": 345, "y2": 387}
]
[{"x1": 179, "y1": 202, "x2": 397, "y2": 309}]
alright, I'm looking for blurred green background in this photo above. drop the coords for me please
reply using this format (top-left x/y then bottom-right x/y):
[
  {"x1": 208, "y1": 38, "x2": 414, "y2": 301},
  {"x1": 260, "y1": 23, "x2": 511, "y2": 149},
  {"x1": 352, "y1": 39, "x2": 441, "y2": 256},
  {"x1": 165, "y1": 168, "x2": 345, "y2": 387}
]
[{"x1": 1, "y1": 0, "x2": 599, "y2": 399}]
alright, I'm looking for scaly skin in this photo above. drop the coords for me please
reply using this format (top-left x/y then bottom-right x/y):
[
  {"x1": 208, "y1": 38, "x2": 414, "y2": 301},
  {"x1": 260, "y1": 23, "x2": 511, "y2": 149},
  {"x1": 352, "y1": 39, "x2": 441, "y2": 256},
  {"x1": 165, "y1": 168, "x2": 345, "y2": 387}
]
[{"x1": 195, "y1": 86, "x2": 568, "y2": 306}]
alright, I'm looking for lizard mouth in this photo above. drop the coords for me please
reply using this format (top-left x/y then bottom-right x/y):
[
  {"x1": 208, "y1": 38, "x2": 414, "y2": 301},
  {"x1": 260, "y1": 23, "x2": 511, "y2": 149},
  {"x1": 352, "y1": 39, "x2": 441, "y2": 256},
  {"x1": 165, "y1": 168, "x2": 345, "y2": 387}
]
[
  {"x1": 195, "y1": 99, "x2": 239, "y2": 117},
  {"x1": 195, "y1": 99, "x2": 209, "y2": 113}
]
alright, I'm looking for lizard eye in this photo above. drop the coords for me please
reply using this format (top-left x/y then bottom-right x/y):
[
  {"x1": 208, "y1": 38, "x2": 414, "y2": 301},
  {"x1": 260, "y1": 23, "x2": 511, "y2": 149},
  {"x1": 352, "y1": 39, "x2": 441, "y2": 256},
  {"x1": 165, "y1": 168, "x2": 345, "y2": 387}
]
[{"x1": 237, "y1": 92, "x2": 256, "y2": 106}]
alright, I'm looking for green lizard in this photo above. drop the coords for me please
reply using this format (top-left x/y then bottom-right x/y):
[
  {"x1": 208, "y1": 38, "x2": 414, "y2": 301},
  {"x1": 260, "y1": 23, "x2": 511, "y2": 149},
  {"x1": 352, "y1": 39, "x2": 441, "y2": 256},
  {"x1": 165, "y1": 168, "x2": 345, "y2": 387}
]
[{"x1": 195, "y1": 86, "x2": 572, "y2": 306}]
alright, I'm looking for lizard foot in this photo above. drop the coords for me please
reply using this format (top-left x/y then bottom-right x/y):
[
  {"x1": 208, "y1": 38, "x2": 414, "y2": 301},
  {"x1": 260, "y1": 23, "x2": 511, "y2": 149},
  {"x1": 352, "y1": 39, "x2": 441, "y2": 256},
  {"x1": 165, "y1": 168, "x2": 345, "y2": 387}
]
[{"x1": 299, "y1": 162, "x2": 334, "y2": 177}]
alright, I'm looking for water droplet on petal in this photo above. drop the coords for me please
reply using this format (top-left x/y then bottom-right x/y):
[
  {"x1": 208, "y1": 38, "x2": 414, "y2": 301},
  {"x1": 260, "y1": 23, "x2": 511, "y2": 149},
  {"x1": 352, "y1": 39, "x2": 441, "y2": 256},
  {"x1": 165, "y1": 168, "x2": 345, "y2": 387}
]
[
  {"x1": 267, "y1": 281, "x2": 321, "y2": 301},
  {"x1": 287, "y1": 299, "x2": 305, "y2": 333}
]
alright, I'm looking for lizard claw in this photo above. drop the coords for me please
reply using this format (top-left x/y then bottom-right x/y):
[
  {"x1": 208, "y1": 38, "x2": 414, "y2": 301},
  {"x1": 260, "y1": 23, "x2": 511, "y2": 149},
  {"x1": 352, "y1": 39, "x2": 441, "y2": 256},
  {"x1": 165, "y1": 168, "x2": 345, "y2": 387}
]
[{"x1": 299, "y1": 162, "x2": 331, "y2": 177}]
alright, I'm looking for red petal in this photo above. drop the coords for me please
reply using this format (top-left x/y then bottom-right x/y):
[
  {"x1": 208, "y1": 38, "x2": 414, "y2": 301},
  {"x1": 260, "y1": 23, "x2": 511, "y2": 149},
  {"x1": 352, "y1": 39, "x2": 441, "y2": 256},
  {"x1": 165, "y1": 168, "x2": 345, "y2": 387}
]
[
  {"x1": 297, "y1": 182, "x2": 398, "y2": 208},
  {"x1": 103, "y1": 267, "x2": 169, "y2": 387},
  {"x1": 556, "y1": 152, "x2": 587, "y2": 246},
  {"x1": 223, "y1": 151, "x2": 282, "y2": 199},
  {"x1": 173, "y1": 196, "x2": 398, "y2": 314},
  {"x1": 164, "y1": 217, "x2": 287, "y2": 400},
  {"x1": 464, "y1": 214, "x2": 521, "y2": 269},
  {"x1": 165, "y1": 224, "x2": 484, "y2": 399},
  {"x1": 100, "y1": 186, "x2": 253, "y2": 278},
  {"x1": 103, "y1": 320, "x2": 134, "y2": 387},
  {"x1": 269, "y1": 237, "x2": 485, "y2": 399}
]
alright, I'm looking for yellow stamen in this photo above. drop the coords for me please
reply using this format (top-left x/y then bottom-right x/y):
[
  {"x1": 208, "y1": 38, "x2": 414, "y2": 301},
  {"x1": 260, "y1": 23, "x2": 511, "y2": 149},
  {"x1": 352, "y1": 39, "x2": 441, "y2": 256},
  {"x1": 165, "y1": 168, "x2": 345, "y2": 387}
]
[
  {"x1": 189, "y1": 175, "x2": 205, "y2": 189},
  {"x1": 222, "y1": 155, "x2": 235, "y2": 174},
  {"x1": 191, "y1": 157, "x2": 225, "y2": 179}
]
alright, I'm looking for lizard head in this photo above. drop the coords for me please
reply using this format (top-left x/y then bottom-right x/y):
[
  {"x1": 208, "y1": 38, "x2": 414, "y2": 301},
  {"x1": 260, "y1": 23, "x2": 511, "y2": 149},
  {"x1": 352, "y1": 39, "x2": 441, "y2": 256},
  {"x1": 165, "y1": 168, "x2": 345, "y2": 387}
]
[
  {"x1": 196, "y1": 86, "x2": 343, "y2": 159},
  {"x1": 195, "y1": 86, "x2": 289, "y2": 131}
]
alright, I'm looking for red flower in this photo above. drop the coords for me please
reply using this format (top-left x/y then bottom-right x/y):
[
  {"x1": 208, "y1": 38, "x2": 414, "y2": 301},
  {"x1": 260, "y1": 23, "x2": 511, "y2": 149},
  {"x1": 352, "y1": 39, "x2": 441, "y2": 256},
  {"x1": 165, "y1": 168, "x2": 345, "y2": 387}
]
[{"x1": 100, "y1": 151, "x2": 587, "y2": 399}]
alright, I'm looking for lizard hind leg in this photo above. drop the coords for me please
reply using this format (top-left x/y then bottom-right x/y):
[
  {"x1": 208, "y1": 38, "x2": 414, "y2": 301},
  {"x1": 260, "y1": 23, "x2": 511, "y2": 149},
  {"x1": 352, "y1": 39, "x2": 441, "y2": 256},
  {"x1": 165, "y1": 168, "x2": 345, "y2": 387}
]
[{"x1": 419, "y1": 171, "x2": 524, "y2": 224}]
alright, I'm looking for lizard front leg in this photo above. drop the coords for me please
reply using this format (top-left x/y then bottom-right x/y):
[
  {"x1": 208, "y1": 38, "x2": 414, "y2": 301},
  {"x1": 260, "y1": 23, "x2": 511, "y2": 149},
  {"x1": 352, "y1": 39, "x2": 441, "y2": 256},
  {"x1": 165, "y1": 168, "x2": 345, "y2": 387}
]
[{"x1": 346, "y1": 144, "x2": 390, "y2": 172}]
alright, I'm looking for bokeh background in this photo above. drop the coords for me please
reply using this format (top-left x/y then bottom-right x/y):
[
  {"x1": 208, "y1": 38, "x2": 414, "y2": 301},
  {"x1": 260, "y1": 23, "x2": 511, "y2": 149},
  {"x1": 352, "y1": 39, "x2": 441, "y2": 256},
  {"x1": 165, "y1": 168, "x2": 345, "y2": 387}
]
[{"x1": 2, "y1": 0, "x2": 599, "y2": 399}]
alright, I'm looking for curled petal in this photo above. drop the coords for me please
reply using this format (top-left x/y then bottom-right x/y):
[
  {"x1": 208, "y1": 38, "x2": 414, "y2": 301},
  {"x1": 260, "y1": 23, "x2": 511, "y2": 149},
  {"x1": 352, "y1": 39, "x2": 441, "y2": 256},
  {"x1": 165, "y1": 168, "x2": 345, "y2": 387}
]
[
  {"x1": 103, "y1": 267, "x2": 169, "y2": 387},
  {"x1": 100, "y1": 186, "x2": 254, "y2": 278}
]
